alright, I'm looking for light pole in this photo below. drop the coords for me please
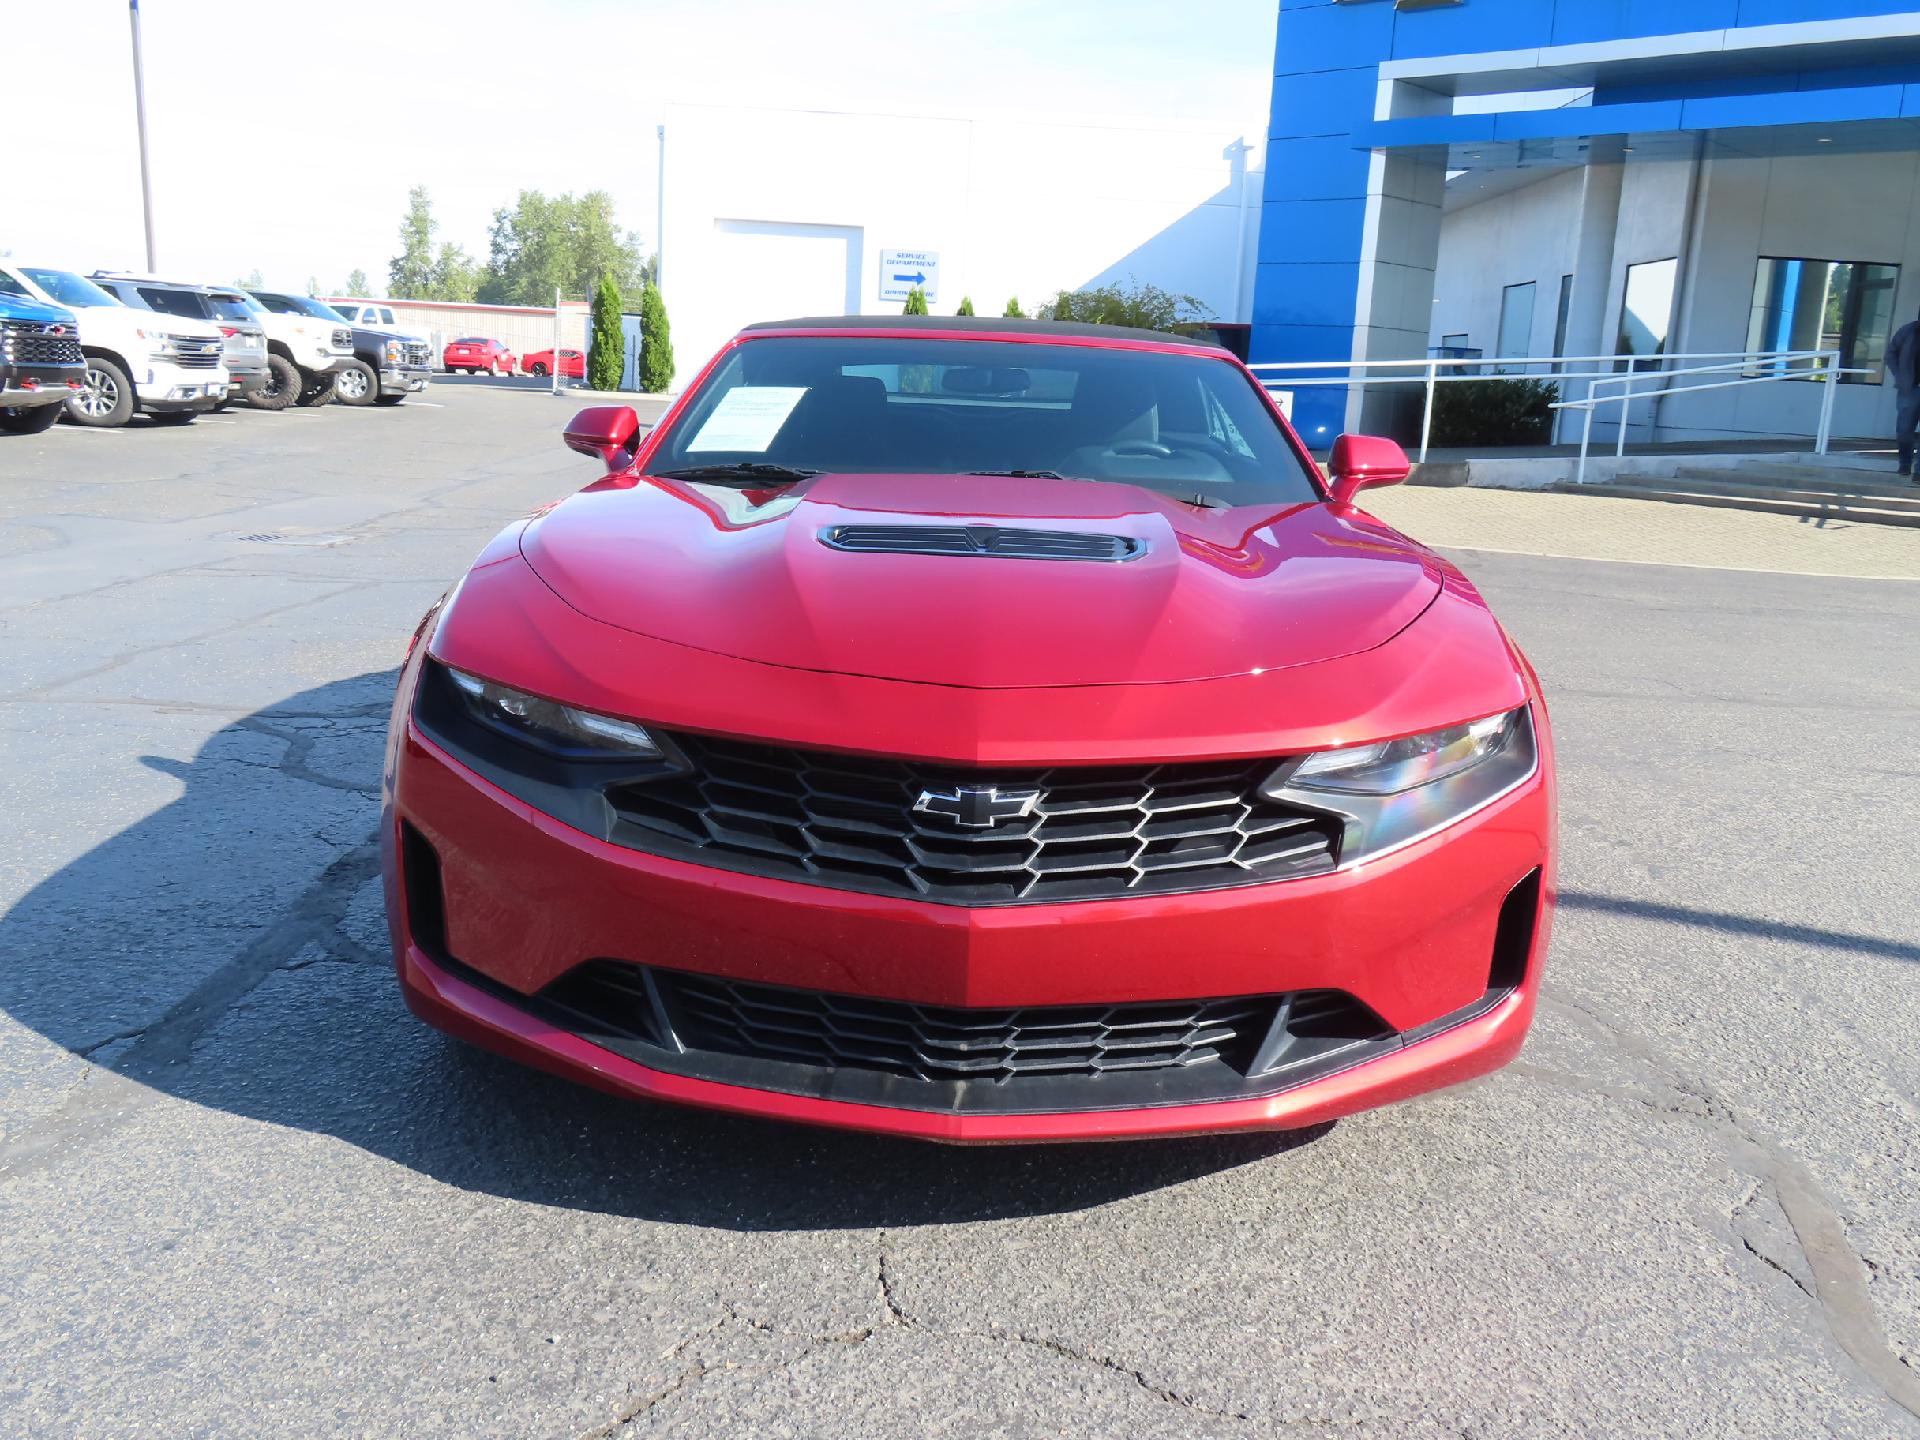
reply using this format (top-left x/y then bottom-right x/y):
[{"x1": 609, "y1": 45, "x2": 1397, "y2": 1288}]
[
  {"x1": 128, "y1": 0, "x2": 157, "y2": 270},
  {"x1": 655, "y1": 124, "x2": 666, "y2": 294}
]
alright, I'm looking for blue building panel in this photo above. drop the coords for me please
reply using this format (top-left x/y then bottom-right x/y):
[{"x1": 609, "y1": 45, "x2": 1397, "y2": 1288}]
[
  {"x1": 1679, "y1": 83, "x2": 1906, "y2": 130},
  {"x1": 1260, "y1": 135, "x2": 1374, "y2": 204},
  {"x1": 1270, "y1": 66, "x2": 1381, "y2": 141},
  {"x1": 1258, "y1": 198, "x2": 1370, "y2": 267}
]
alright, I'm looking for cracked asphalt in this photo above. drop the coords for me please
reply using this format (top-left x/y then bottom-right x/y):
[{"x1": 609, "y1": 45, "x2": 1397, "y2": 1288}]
[{"x1": 2, "y1": 380, "x2": 1917, "y2": 1438}]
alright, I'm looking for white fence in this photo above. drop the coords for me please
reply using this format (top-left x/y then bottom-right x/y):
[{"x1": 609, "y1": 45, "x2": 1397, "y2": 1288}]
[{"x1": 1247, "y1": 350, "x2": 1862, "y2": 476}]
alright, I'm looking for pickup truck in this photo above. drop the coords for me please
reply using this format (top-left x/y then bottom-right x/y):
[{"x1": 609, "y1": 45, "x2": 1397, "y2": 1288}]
[
  {"x1": 2, "y1": 263, "x2": 227, "y2": 427},
  {"x1": 243, "y1": 290, "x2": 357, "y2": 409},
  {"x1": 331, "y1": 324, "x2": 434, "y2": 406},
  {"x1": 92, "y1": 274, "x2": 270, "y2": 405},
  {"x1": 0, "y1": 292, "x2": 86, "y2": 434}
]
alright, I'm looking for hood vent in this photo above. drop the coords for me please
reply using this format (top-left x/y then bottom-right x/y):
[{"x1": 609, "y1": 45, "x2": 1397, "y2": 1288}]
[{"x1": 820, "y1": 524, "x2": 1145, "y2": 563}]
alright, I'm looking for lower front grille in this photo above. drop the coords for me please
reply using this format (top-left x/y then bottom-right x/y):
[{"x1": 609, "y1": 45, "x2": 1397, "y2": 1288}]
[{"x1": 530, "y1": 960, "x2": 1395, "y2": 1114}]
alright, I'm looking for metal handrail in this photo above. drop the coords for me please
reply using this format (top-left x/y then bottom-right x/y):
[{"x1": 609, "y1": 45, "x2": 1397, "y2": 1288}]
[
  {"x1": 1246, "y1": 349, "x2": 1859, "y2": 462},
  {"x1": 1548, "y1": 350, "x2": 1869, "y2": 483}
]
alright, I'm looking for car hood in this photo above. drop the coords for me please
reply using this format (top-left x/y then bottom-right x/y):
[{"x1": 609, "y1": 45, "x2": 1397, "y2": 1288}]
[{"x1": 518, "y1": 472, "x2": 1444, "y2": 688}]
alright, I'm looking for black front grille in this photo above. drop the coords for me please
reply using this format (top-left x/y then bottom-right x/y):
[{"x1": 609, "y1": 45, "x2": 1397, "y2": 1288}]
[
  {"x1": 821, "y1": 523, "x2": 1144, "y2": 562},
  {"x1": 404, "y1": 341, "x2": 432, "y2": 366},
  {"x1": 667, "y1": 971, "x2": 1271, "y2": 1082},
  {"x1": 608, "y1": 734, "x2": 1341, "y2": 905},
  {"x1": 2, "y1": 321, "x2": 83, "y2": 367},
  {"x1": 528, "y1": 960, "x2": 1396, "y2": 1113}
]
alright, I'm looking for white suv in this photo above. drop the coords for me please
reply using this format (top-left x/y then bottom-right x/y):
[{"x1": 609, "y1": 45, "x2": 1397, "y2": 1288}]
[
  {"x1": 0, "y1": 263, "x2": 228, "y2": 427},
  {"x1": 243, "y1": 291, "x2": 356, "y2": 409}
]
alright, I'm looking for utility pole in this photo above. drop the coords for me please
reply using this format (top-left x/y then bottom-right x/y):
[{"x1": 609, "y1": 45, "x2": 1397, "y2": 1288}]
[
  {"x1": 655, "y1": 125, "x2": 666, "y2": 294},
  {"x1": 128, "y1": 0, "x2": 158, "y2": 270}
]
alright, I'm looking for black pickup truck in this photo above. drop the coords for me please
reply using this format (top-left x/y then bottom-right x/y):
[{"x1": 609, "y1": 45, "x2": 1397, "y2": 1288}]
[{"x1": 326, "y1": 310, "x2": 435, "y2": 407}]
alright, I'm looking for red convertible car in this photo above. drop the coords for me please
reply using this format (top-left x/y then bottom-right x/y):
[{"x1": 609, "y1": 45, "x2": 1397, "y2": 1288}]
[
  {"x1": 383, "y1": 317, "x2": 1555, "y2": 1142},
  {"x1": 521, "y1": 347, "x2": 583, "y2": 379},
  {"x1": 444, "y1": 337, "x2": 515, "y2": 375}
]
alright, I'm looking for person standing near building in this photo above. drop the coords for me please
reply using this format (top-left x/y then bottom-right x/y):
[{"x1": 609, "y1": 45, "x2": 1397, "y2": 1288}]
[{"x1": 1886, "y1": 308, "x2": 1920, "y2": 478}]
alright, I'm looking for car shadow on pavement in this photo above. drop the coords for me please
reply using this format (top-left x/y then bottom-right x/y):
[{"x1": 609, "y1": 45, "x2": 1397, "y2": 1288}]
[{"x1": 0, "y1": 672, "x2": 1328, "y2": 1228}]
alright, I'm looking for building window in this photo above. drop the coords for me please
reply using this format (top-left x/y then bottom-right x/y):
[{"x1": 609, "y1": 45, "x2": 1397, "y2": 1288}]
[
  {"x1": 1553, "y1": 274, "x2": 1574, "y2": 361},
  {"x1": 1495, "y1": 282, "x2": 1536, "y2": 372},
  {"x1": 1616, "y1": 258, "x2": 1677, "y2": 371},
  {"x1": 1746, "y1": 257, "x2": 1901, "y2": 384}
]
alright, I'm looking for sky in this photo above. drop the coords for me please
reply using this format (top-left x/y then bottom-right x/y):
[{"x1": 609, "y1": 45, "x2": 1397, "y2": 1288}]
[{"x1": 8, "y1": 0, "x2": 1278, "y2": 294}]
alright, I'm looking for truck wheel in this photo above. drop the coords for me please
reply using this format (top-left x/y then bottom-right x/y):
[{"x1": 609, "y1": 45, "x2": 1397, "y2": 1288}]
[
  {"x1": 334, "y1": 359, "x2": 378, "y2": 406},
  {"x1": 373, "y1": 393, "x2": 408, "y2": 406},
  {"x1": 68, "y1": 357, "x2": 136, "y2": 428},
  {"x1": 295, "y1": 375, "x2": 338, "y2": 407},
  {"x1": 529, "y1": 361, "x2": 549, "y2": 377},
  {"x1": 249, "y1": 354, "x2": 302, "y2": 411},
  {"x1": 0, "y1": 403, "x2": 64, "y2": 435}
]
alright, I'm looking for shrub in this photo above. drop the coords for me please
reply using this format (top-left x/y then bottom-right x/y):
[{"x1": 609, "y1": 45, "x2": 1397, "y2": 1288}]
[
  {"x1": 587, "y1": 275, "x2": 625, "y2": 391},
  {"x1": 1003, "y1": 297, "x2": 1024, "y2": 318},
  {"x1": 903, "y1": 285, "x2": 929, "y2": 316},
  {"x1": 1040, "y1": 280, "x2": 1204, "y2": 332},
  {"x1": 956, "y1": 295, "x2": 975, "y2": 316},
  {"x1": 1428, "y1": 377, "x2": 1556, "y2": 448},
  {"x1": 638, "y1": 281, "x2": 674, "y2": 393}
]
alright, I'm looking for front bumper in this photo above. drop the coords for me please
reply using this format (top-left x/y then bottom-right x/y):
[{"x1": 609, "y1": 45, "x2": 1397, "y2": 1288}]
[
  {"x1": 137, "y1": 359, "x2": 228, "y2": 410},
  {"x1": 227, "y1": 368, "x2": 268, "y2": 396},
  {"x1": 379, "y1": 366, "x2": 431, "y2": 394},
  {"x1": 2, "y1": 362, "x2": 84, "y2": 407},
  {"x1": 386, "y1": 675, "x2": 1555, "y2": 1141}
]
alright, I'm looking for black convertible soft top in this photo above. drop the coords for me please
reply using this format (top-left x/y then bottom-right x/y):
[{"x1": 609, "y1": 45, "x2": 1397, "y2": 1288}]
[{"x1": 740, "y1": 314, "x2": 1227, "y2": 350}]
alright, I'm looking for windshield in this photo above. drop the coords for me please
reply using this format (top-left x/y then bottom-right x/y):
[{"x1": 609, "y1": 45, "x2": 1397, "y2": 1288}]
[
  {"x1": 253, "y1": 291, "x2": 348, "y2": 322},
  {"x1": 650, "y1": 335, "x2": 1321, "y2": 505},
  {"x1": 22, "y1": 269, "x2": 120, "y2": 309},
  {"x1": 204, "y1": 292, "x2": 259, "y2": 322},
  {"x1": 135, "y1": 286, "x2": 212, "y2": 320}
]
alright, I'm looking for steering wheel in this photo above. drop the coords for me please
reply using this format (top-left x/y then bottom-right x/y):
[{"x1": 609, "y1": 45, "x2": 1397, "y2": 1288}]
[{"x1": 1108, "y1": 441, "x2": 1176, "y2": 459}]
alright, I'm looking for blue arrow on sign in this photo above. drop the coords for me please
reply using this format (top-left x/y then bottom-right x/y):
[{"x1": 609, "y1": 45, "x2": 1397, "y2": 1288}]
[{"x1": 892, "y1": 272, "x2": 926, "y2": 286}]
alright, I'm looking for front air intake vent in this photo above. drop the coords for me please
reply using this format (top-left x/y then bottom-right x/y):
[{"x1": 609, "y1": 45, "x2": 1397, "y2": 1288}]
[{"x1": 820, "y1": 524, "x2": 1145, "y2": 562}]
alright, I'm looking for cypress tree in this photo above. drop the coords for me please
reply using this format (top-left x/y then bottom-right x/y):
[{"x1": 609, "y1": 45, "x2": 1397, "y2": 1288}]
[
  {"x1": 1003, "y1": 296, "x2": 1025, "y2": 318},
  {"x1": 903, "y1": 285, "x2": 930, "y2": 316},
  {"x1": 587, "y1": 275, "x2": 625, "y2": 390},
  {"x1": 956, "y1": 295, "x2": 976, "y2": 316},
  {"x1": 639, "y1": 282, "x2": 675, "y2": 392}
]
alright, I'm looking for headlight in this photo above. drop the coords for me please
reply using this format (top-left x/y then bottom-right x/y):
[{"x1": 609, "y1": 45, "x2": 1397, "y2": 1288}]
[
  {"x1": 1288, "y1": 710, "x2": 1519, "y2": 795},
  {"x1": 443, "y1": 665, "x2": 661, "y2": 758},
  {"x1": 384, "y1": 339, "x2": 403, "y2": 363},
  {"x1": 1263, "y1": 707, "x2": 1536, "y2": 862}
]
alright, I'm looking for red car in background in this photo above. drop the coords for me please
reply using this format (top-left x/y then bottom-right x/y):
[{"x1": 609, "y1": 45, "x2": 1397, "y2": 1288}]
[
  {"x1": 444, "y1": 337, "x2": 516, "y2": 375},
  {"x1": 522, "y1": 347, "x2": 583, "y2": 379},
  {"x1": 384, "y1": 316, "x2": 1555, "y2": 1143}
]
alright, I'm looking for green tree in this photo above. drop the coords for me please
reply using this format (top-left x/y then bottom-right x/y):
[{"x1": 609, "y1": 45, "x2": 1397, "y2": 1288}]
[
  {"x1": 478, "y1": 190, "x2": 648, "y2": 306},
  {"x1": 1003, "y1": 296, "x2": 1025, "y2": 318},
  {"x1": 588, "y1": 275, "x2": 625, "y2": 391},
  {"x1": 305, "y1": 276, "x2": 321, "y2": 297},
  {"x1": 345, "y1": 268, "x2": 371, "y2": 297},
  {"x1": 389, "y1": 184, "x2": 437, "y2": 297},
  {"x1": 956, "y1": 295, "x2": 975, "y2": 316},
  {"x1": 903, "y1": 285, "x2": 929, "y2": 316},
  {"x1": 235, "y1": 268, "x2": 264, "y2": 290},
  {"x1": 1040, "y1": 280, "x2": 1205, "y2": 332},
  {"x1": 430, "y1": 242, "x2": 479, "y2": 302},
  {"x1": 639, "y1": 281, "x2": 674, "y2": 392}
]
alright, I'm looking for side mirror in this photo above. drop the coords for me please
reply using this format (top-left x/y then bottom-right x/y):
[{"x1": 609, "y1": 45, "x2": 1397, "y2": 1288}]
[
  {"x1": 1326, "y1": 434, "x2": 1412, "y2": 507},
  {"x1": 563, "y1": 405, "x2": 640, "y2": 471}
]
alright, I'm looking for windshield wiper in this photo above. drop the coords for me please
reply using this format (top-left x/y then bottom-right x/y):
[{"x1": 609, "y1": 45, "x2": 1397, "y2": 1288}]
[
  {"x1": 652, "y1": 462, "x2": 822, "y2": 485},
  {"x1": 1173, "y1": 492, "x2": 1233, "y2": 510},
  {"x1": 967, "y1": 469, "x2": 1065, "y2": 479}
]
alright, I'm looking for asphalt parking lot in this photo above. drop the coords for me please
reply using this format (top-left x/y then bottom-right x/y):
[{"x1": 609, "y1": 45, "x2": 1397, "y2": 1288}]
[{"x1": 2, "y1": 382, "x2": 1917, "y2": 1438}]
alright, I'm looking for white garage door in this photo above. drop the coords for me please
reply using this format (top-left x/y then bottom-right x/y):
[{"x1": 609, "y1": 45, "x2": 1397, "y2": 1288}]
[{"x1": 708, "y1": 219, "x2": 863, "y2": 337}]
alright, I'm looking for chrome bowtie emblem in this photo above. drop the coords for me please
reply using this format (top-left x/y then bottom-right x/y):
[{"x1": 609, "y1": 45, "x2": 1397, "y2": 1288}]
[{"x1": 912, "y1": 783, "x2": 1042, "y2": 829}]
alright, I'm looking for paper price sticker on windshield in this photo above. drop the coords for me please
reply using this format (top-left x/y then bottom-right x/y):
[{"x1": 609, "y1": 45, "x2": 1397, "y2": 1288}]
[{"x1": 686, "y1": 386, "x2": 807, "y2": 452}]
